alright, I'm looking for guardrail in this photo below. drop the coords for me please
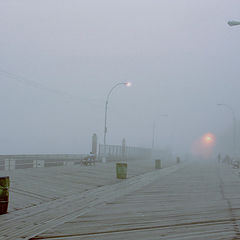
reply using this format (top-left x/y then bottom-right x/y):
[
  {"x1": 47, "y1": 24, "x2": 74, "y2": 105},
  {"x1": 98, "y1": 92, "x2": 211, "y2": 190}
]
[
  {"x1": 0, "y1": 154, "x2": 88, "y2": 171},
  {"x1": 0, "y1": 146, "x2": 175, "y2": 171},
  {"x1": 98, "y1": 144, "x2": 152, "y2": 162}
]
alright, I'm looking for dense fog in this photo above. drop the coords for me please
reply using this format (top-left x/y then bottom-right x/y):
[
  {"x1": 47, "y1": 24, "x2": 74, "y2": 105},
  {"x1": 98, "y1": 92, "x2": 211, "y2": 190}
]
[{"x1": 0, "y1": 0, "x2": 240, "y2": 157}]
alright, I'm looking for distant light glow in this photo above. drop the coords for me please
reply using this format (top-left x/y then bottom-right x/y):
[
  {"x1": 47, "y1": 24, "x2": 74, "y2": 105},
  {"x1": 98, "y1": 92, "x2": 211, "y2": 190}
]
[
  {"x1": 205, "y1": 135, "x2": 213, "y2": 143},
  {"x1": 202, "y1": 133, "x2": 215, "y2": 145},
  {"x1": 125, "y1": 82, "x2": 132, "y2": 87},
  {"x1": 192, "y1": 132, "x2": 216, "y2": 159}
]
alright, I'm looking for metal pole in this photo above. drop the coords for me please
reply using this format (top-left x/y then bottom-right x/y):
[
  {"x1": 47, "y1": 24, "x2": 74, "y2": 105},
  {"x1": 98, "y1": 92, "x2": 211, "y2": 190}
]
[
  {"x1": 151, "y1": 115, "x2": 168, "y2": 159},
  {"x1": 103, "y1": 82, "x2": 130, "y2": 161},
  {"x1": 217, "y1": 104, "x2": 237, "y2": 158},
  {"x1": 152, "y1": 122, "x2": 156, "y2": 150}
]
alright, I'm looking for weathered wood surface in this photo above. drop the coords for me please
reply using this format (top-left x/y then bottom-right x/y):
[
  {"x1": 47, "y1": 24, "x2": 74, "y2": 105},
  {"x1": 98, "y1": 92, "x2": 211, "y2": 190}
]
[
  {"x1": 1, "y1": 159, "x2": 169, "y2": 213},
  {"x1": 32, "y1": 161, "x2": 240, "y2": 240},
  {"x1": 0, "y1": 159, "x2": 179, "y2": 240}
]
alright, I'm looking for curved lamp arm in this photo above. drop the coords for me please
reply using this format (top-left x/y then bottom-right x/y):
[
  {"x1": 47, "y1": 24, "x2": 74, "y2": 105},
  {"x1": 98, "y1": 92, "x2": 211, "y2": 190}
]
[{"x1": 104, "y1": 82, "x2": 131, "y2": 146}]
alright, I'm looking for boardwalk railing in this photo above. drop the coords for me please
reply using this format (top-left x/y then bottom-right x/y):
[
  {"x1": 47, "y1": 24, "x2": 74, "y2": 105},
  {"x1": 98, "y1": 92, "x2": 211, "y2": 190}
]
[
  {"x1": 0, "y1": 146, "x2": 175, "y2": 171},
  {"x1": 98, "y1": 144, "x2": 152, "y2": 162},
  {"x1": 0, "y1": 154, "x2": 88, "y2": 171}
]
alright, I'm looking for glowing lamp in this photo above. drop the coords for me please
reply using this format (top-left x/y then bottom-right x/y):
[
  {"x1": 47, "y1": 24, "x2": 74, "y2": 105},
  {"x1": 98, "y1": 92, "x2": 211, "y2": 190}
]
[
  {"x1": 125, "y1": 82, "x2": 132, "y2": 87},
  {"x1": 202, "y1": 133, "x2": 215, "y2": 145}
]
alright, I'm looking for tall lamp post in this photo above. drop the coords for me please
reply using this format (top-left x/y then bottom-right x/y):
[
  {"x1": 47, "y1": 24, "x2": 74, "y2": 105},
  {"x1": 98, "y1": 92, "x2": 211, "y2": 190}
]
[
  {"x1": 217, "y1": 103, "x2": 237, "y2": 158},
  {"x1": 151, "y1": 114, "x2": 168, "y2": 161},
  {"x1": 103, "y1": 82, "x2": 131, "y2": 162},
  {"x1": 225, "y1": 20, "x2": 239, "y2": 157},
  {"x1": 152, "y1": 114, "x2": 168, "y2": 150}
]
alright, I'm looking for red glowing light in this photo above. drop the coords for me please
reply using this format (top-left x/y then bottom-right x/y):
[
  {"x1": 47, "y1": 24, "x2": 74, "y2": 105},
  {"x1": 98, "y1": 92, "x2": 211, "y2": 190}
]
[
  {"x1": 192, "y1": 133, "x2": 216, "y2": 158},
  {"x1": 202, "y1": 133, "x2": 215, "y2": 145}
]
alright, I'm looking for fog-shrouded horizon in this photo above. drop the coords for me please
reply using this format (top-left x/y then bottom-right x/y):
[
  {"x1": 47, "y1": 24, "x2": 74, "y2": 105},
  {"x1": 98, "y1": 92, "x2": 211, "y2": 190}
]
[{"x1": 1, "y1": 0, "x2": 240, "y2": 156}]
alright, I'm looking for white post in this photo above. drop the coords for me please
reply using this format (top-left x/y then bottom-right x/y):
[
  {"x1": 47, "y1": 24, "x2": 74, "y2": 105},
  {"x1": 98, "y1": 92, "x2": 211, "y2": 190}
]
[
  {"x1": 9, "y1": 160, "x2": 16, "y2": 170},
  {"x1": 64, "y1": 161, "x2": 74, "y2": 166},
  {"x1": 33, "y1": 160, "x2": 37, "y2": 168},
  {"x1": 4, "y1": 159, "x2": 9, "y2": 170},
  {"x1": 37, "y1": 160, "x2": 45, "y2": 168}
]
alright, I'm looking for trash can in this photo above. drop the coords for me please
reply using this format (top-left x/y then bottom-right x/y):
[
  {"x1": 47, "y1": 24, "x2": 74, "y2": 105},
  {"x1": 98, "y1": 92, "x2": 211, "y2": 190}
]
[
  {"x1": 155, "y1": 159, "x2": 161, "y2": 169},
  {"x1": 116, "y1": 163, "x2": 127, "y2": 179},
  {"x1": 0, "y1": 176, "x2": 10, "y2": 215}
]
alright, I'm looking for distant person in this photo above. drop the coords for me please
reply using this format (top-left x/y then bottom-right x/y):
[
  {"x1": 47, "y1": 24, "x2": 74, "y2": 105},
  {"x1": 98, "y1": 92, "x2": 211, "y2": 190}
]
[
  {"x1": 89, "y1": 152, "x2": 96, "y2": 165},
  {"x1": 218, "y1": 153, "x2": 221, "y2": 163},
  {"x1": 223, "y1": 155, "x2": 230, "y2": 164}
]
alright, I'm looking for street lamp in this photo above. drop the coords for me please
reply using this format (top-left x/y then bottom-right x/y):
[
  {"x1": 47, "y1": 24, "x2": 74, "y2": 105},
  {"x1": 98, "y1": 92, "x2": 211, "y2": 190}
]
[
  {"x1": 151, "y1": 114, "x2": 168, "y2": 161},
  {"x1": 228, "y1": 21, "x2": 240, "y2": 26},
  {"x1": 103, "y1": 82, "x2": 131, "y2": 162},
  {"x1": 152, "y1": 114, "x2": 168, "y2": 150},
  {"x1": 217, "y1": 103, "x2": 237, "y2": 158},
  {"x1": 225, "y1": 21, "x2": 239, "y2": 156}
]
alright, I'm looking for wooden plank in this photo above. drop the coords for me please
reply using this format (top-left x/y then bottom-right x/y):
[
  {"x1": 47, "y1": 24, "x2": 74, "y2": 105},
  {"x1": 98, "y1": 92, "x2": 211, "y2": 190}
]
[
  {"x1": 34, "y1": 161, "x2": 240, "y2": 240},
  {"x1": 0, "y1": 160, "x2": 180, "y2": 240},
  {"x1": 0, "y1": 159, "x2": 162, "y2": 212}
]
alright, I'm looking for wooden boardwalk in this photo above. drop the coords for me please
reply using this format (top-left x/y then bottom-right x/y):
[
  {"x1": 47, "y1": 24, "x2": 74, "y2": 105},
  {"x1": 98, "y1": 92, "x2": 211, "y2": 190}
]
[
  {"x1": 0, "y1": 159, "x2": 175, "y2": 239},
  {"x1": 32, "y1": 161, "x2": 240, "y2": 240},
  {"x1": 1, "y1": 159, "x2": 169, "y2": 213},
  {"x1": 1, "y1": 159, "x2": 240, "y2": 239}
]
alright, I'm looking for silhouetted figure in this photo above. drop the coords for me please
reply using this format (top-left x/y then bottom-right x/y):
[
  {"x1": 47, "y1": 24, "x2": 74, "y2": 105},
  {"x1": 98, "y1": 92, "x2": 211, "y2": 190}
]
[
  {"x1": 89, "y1": 152, "x2": 96, "y2": 165},
  {"x1": 223, "y1": 155, "x2": 230, "y2": 164}
]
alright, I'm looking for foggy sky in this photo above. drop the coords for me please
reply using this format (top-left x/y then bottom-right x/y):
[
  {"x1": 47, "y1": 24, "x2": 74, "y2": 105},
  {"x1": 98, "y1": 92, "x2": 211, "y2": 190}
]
[{"x1": 1, "y1": 0, "x2": 240, "y2": 154}]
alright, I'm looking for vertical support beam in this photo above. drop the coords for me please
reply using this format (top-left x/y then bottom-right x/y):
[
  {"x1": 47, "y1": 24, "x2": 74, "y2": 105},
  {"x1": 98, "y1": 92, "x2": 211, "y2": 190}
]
[
  {"x1": 92, "y1": 133, "x2": 98, "y2": 155},
  {"x1": 155, "y1": 159, "x2": 162, "y2": 169},
  {"x1": 122, "y1": 138, "x2": 126, "y2": 161},
  {"x1": 4, "y1": 159, "x2": 9, "y2": 171},
  {"x1": 10, "y1": 160, "x2": 15, "y2": 170},
  {"x1": 33, "y1": 160, "x2": 37, "y2": 168},
  {"x1": 98, "y1": 144, "x2": 101, "y2": 161}
]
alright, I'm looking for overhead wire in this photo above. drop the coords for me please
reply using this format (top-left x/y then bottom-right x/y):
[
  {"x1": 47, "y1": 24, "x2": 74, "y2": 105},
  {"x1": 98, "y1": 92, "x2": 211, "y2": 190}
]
[
  {"x1": 0, "y1": 67, "x2": 104, "y2": 107},
  {"x1": 0, "y1": 68, "x2": 72, "y2": 98}
]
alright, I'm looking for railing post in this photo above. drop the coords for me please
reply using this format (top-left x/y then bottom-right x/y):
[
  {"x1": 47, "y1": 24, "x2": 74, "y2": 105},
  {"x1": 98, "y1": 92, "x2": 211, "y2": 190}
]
[
  {"x1": 122, "y1": 138, "x2": 126, "y2": 161},
  {"x1": 5, "y1": 159, "x2": 15, "y2": 170},
  {"x1": 33, "y1": 160, "x2": 37, "y2": 168},
  {"x1": 37, "y1": 160, "x2": 44, "y2": 168},
  {"x1": 4, "y1": 159, "x2": 9, "y2": 171},
  {"x1": 92, "y1": 133, "x2": 97, "y2": 156}
]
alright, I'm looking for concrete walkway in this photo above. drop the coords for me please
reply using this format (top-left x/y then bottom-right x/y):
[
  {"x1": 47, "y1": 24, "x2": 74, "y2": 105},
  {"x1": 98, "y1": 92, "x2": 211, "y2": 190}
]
[{"x1": 30, "y1": 161, "x2": 240, "y2": 240}]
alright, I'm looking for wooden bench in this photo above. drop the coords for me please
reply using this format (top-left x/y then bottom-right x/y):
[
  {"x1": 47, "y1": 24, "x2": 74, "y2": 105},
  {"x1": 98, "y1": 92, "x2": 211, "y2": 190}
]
[{"x1": 82, "y1": 157, "x2": 95, "y2": 166}]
